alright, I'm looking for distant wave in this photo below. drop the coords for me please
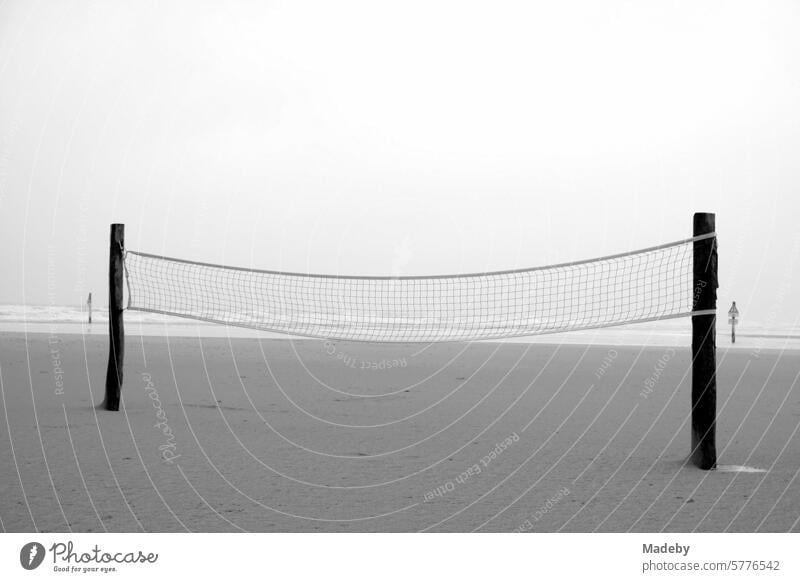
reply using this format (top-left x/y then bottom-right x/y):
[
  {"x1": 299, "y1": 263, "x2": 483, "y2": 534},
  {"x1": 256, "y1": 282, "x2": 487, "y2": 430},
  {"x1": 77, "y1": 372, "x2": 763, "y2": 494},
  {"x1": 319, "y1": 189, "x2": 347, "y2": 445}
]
[
  {"x1": 738, "y1": 333, "x2": 800, "y2": 340},
  {"x1": 0, "y1": 305, "x2": 186, "y2": 325}
]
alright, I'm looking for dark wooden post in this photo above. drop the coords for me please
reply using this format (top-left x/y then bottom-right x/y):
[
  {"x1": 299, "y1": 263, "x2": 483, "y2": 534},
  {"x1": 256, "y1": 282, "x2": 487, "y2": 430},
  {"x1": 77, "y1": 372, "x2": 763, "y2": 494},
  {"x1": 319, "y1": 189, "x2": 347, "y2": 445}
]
[
  {"x1": 691, "y1": 213, "x2": 717, "y2": 469},
  {"x1": 104, "y1": 224, "x2": 125, "y2": 411},
  {"x1": 87, "y1": 292, "x2": 92, "y2": 324}
]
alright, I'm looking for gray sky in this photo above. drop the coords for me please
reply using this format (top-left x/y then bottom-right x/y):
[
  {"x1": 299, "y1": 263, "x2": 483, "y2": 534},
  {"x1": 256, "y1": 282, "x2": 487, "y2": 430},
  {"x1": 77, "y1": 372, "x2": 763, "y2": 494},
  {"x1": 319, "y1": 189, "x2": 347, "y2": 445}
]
[{"x1": 1, "y1": 0, "x2": 798, "y2": 326}]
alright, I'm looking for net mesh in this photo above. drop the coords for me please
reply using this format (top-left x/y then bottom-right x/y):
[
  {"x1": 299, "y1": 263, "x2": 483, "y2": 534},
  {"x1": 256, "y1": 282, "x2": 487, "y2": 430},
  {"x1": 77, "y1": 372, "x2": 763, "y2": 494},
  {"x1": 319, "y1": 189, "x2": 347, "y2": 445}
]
[{"x1": 123, "y1": 235, "x2": 713, "y2": 342}]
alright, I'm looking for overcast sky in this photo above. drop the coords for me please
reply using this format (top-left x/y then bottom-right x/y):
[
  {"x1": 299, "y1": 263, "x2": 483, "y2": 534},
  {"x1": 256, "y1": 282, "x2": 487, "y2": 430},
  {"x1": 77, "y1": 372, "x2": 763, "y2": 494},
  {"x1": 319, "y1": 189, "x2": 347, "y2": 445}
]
[{"x1": 1, "y1": 0, "x2": 798, "y2": 326}]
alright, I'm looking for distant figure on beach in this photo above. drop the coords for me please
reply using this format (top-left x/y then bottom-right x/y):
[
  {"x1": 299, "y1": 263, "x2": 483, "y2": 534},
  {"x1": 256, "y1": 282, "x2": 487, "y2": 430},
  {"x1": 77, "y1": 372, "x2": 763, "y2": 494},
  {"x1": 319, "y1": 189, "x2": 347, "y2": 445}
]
[
  {"x1": 87, "y1": 292, "x2": 92, "y2": 324},
  {"x1": 728, "y1": 301, "x2": 739, "y2": 343}
]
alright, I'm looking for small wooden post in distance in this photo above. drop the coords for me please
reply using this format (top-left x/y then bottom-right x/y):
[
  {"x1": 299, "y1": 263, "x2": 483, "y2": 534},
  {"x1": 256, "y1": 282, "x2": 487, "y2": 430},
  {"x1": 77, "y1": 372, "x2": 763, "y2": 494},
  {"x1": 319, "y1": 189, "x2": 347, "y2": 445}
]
[
  {"x1": 104, "y1": 224, "x2": 125, "y2": 411},
  {"x1": 691, "y1": 212, "x2": 717, "y2": 470}
]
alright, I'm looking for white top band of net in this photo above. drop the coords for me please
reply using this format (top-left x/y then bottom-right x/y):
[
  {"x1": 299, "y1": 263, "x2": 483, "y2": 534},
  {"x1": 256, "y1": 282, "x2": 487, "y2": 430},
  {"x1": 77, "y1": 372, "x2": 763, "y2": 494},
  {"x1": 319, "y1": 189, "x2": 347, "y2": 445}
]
[{"x1": 123, "y1": 233, "x2": 715, "y2": 342}]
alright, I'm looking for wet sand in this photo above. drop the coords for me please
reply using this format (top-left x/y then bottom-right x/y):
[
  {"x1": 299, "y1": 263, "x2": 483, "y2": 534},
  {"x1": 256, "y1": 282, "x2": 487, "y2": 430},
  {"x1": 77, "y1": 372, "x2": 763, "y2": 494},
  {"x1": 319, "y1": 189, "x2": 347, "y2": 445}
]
[{"x1": 1, "y1": 332, "x2": 798, "y2": 532}]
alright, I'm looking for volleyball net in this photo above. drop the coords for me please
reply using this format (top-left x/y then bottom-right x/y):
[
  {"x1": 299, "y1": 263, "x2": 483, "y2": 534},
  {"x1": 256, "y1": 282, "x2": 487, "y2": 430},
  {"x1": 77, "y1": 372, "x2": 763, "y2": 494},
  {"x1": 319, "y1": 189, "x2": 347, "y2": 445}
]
[{"x1": 121, "y1": 233, "x2": 715, "y2": 342}]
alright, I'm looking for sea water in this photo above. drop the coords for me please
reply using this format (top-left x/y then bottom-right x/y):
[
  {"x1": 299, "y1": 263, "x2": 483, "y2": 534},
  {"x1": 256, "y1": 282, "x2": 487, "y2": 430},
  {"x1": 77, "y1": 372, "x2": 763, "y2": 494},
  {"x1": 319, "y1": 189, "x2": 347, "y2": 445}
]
[{"x1": 0, "y1": 303, "x2": 798, "y2": 350}]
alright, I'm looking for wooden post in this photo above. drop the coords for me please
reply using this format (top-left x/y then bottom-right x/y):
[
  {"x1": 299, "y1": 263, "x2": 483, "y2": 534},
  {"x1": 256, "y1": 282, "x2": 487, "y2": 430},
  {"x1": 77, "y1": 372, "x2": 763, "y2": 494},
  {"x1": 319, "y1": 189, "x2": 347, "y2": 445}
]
[
  {"x1": 104, "y1": 224, "x2": 125, "y2": 411},
  {"x1": 691, "y1": 213, "x2": 717, "y2": 470},
  {"x1": 87, "y1": 292, "x2": 92, "y2": 324}
]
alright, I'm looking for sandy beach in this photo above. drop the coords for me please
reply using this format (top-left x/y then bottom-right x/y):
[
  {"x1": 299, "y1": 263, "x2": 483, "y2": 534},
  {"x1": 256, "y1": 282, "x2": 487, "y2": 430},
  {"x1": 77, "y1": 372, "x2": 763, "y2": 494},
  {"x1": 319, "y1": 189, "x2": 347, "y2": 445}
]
[{"x1": 1, "y1": 331, "x2": 798, "y2": 532}]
